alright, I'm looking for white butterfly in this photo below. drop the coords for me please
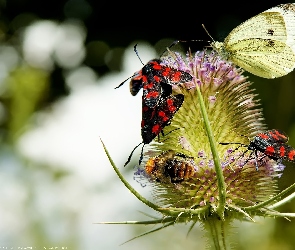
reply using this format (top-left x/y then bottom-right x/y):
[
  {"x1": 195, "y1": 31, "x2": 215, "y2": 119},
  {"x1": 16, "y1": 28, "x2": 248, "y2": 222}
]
[{"x1": 212, "y1": 3, "x2": 295, "y2": 78}]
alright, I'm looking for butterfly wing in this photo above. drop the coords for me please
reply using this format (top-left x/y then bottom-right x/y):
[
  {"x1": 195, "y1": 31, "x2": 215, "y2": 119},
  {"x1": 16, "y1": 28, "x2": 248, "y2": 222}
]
[
  {"x1": 225, "y1": 12, "x2": 288, "y2": 46},
  {"x1": 226, "y1": 39, "x2": 295, "y2": 78},
  {"x1": 216, "y1": 4, "x2": 295, "y2": 78}
]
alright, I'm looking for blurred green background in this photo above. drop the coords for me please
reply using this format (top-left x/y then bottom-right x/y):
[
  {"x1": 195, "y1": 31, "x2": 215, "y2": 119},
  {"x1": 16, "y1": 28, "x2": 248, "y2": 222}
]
[{"x1": 0, "y1": 0, "x2": 295, "y2": 249}]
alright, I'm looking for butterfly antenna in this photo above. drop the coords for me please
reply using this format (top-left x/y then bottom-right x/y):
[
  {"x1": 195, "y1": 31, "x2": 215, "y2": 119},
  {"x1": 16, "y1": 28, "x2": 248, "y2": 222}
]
[
  {"x1": 202, "y1": 24, "x2": 215, "y2": 42},
  {"x1": 160, "y1": 37, "x2": 211, "y2": 58},
  {"x1": 168, "y1": 39, "x2": 207, "y2": 48},
  {"x1": 124, "y1": 142, "x2": 143, "y2": 167},
  {"x1": 158, "y1": 41, "x2": 178, "y2": 58},
  {"x1": 134, "y1": 44, "x2": 144, "y2": 65}
]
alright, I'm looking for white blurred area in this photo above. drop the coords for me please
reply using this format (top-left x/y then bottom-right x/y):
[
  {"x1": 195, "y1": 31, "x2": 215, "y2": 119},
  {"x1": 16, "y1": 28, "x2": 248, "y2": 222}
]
[{"x1": 22, "y1": 20, "x2": 86, "y2": 70}]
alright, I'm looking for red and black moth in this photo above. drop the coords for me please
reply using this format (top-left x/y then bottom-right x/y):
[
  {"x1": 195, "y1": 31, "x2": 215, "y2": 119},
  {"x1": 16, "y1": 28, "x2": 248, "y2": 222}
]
[
  {"x1": 123, "y1": 93, "x2": 185, "y2": 167},
  {"x1": 141, "y1": 93, "x2": 184, "y2": 144},
  {"x1": 252, "y1": 129, "x2": 288, "y2": 144},
  {"x1": 248, "y1": 129, "x2": 295, "y2": 162},
  {"x1": 116, "y1": 46, "x2": 192, "y2": 166},
  {"x1": 116, "y1": 59, "x2": 192, "y2": 108},
  {"x1": 131, "y1": 60, "x2": 191, "y2": 144},
  {"x1": 220, "y1": 129, "x2": 295, "y2": 169}
]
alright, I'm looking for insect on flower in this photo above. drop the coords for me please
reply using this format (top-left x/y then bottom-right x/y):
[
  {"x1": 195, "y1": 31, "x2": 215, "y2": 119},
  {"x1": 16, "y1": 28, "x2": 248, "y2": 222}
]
[
  {"x1": 116, "y1": 45, "x2": 192, "y2": 166},
  {"x1": 171, "y1": 4, "x2": 295, "y2": 79},
  {"x1": 123, "y1": 93, "x2": 185, "y2": 167},
  {"x1": 145, "y1": 150, "x2": 196, "y2": 183},
  {"x1": 115, "y1": 46, "x2": 192, "y2": 108},
  {"x1": 248, "y1": 129, "x2": 295, "y2": 162},
  {"x1": 220, "y1": 129, "x2": 295, "y2": 169},
  {"x1": 209, "y1": 3, "x2": 295, "y2": 79}
]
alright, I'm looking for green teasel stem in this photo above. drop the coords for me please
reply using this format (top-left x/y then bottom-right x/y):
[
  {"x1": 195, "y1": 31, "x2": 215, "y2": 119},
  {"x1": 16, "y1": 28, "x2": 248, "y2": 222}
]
[
  {"x1": 194, "y1": 81, "x2": 226, "y2": 219},
  {"x1": 100, "y1": 138, "x2": 160, "y2": 212},
  {"x1": 205, "y1": 217, "x2": 228, "y2": 250}
]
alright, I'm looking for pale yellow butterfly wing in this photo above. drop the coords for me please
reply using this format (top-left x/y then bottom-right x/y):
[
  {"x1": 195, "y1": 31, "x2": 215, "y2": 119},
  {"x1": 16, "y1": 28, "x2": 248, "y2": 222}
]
[
  {"x1": 213, "y1": 3, "x2": 295, "y2": 78},
  {"x1": 225, "y1": 39, "x2": 295, "y2": 78},
  {"x1": 225, "y1": 12, "x2": 288, "y2": 46}
]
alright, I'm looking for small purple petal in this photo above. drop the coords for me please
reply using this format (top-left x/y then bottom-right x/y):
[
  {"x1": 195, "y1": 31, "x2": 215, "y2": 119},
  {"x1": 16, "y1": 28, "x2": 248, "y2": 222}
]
[
  {"x1": 200, "y1": 200, "x2": 206, "y2": 206},
  {"x1": 209, "y1": 95, "x2": 217, "y2": 103},
  {"x1": 208, "y1": 159, "x2": 214, "y2": 167}
]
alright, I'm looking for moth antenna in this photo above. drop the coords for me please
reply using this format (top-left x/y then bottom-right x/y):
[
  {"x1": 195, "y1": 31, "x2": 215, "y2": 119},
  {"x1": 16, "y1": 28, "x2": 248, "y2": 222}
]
[
  {"x1": 124, "y1": 142, "x2": 143, "y2": 167},
  {"x1": 114, "y1": 76, "x2": 132, "y2": 89},
  {"x1": 115, "y1": 69, "x2": 141, "y2": 89},
  {"x1": 138, "y1": 144, "x2": 145, "y2": 165},
  {"x1": 134, "y1": 44, "x2": 144, "y2": 65},
  {"x1": 115, "y1": 44, "x2": 144, "y2": 89},
  {"x1": 166, "y1": 40, "x2": 180, "y2": 51}
]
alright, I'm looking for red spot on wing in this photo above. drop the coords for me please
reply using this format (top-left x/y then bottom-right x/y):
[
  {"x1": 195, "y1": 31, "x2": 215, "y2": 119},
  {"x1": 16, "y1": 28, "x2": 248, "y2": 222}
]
[
  {"x1": 167, "y1": 99, "x2": 173, "y2": 105},
  {"x1": 288, "y1": 150, "x2": 295, "y2": 161},
  {"x1": 265, "y1": 146, "x2": 275, "y2": 156},
  {"x1": 258, "y1": 133, "x2": 269, "y2": 140},
  {"x1": 264, "y1": 129, "x2": 288, "y2": 143},
  {"x1": 153, "y1": 75, "x2": 161, "y2": 82},
  {"x1": 146, "y1": 91, "x2": 159, "y2": 99},
  {"x1": 171, "y1": 71, "x2": 182, "y2": 81},
  {"x1": 142, "y1": 75, "x2": 148, "y2": 83},
  {"x1": 273, "y1": 130, "x2": 288, "y2": 142},
  {"x1": 269, "y1": 131, "x2": 279, "y2": 141},
  {"x1": 158, "y1": 111, "x2": 165, "y2": 117},
  {"x1": 169, "y1": 105, "x2": 176, "y2": 112},
  {"x1": 132, "y1": 74, "x2": 142, "y2": 81},
  {"x1": 279, "y1": 146, "x2": 286, "y2": 157},
  {"x1": 152, "y1": 63, "x2": 162, "y2": 70},
  {"x1": 152, "y1": 124, "x2": 161, "y2": 134},
  {"x1": 158, "y1": 111, "x2": 169, "y2": 122},
  {"x1": 144, "y1": 83, "x2": 154, "y2": 89},
  {"x1": 161, "y1": 67, "x2": 170, "y2": 77}
]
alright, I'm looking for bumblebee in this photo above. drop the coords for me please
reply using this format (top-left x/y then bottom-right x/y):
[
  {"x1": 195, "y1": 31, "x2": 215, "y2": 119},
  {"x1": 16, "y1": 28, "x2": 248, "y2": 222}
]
[{"x1": 145, "y1": 150, "x2": 196, "y2": 183}]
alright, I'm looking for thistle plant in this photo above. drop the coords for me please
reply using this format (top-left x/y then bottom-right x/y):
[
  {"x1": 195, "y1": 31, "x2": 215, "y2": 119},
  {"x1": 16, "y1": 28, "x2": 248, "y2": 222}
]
[{"x1": 101, "y1": 49, "x2": 295, "y2": 249}]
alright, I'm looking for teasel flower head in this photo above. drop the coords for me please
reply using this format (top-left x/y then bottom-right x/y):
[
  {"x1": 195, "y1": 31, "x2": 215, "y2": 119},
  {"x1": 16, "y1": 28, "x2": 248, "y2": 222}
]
[{"x1": 101, "y1": 49, "x2": 295, "y2": 249}]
